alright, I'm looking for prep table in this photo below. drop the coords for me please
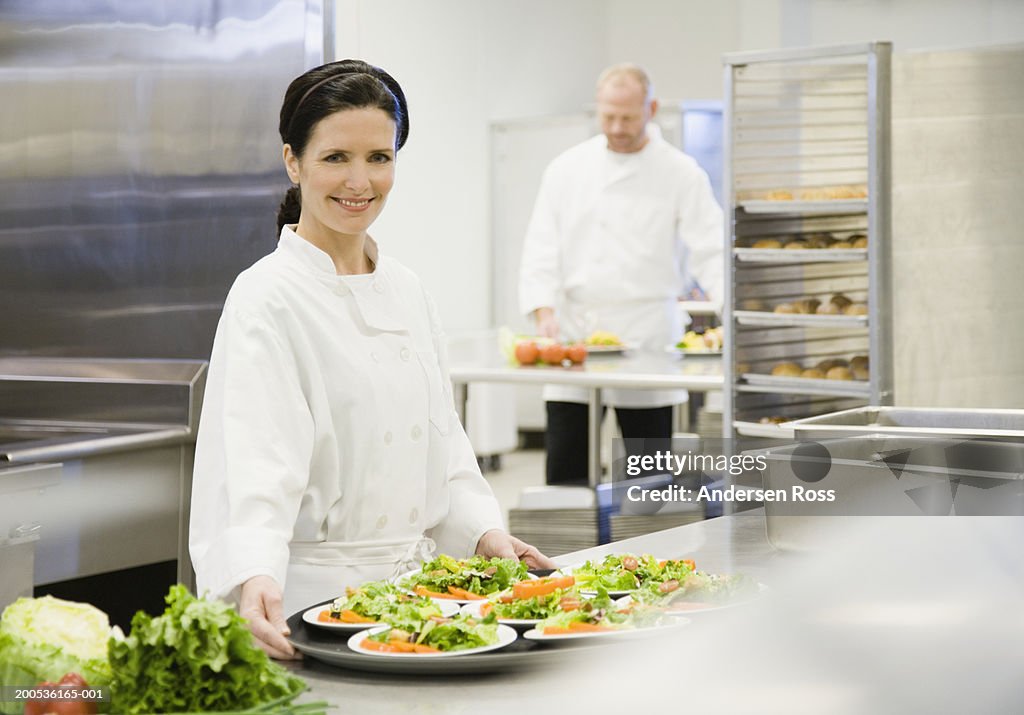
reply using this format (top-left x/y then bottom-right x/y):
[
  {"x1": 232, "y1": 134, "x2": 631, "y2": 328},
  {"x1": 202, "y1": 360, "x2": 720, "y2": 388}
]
[
  {"x1": 284, "y1": 509, "x2": 777, "y2": 711},
  {"x1": 284, "y1": 508, "x2": 1024, "y2": 714},
  {"x1": 447, "y1": 332, "x2": 724, "y2": 486}
]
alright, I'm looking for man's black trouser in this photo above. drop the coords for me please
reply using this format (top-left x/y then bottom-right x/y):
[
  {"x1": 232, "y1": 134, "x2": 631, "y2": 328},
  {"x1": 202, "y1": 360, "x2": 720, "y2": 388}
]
[{"x1": 544, "y1": 400, "x2": 674, "y2": 485}]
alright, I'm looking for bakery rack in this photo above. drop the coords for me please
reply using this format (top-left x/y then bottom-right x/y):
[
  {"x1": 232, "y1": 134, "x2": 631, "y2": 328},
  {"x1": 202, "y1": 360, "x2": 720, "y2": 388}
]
[{"x1": 721, "y1": 43, "x2": 894, "y2": 441}]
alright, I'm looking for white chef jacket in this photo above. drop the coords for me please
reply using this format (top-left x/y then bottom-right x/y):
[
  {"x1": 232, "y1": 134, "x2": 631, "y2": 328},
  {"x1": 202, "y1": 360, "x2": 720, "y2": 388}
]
[
  {"x1": 189, "y1": 226, "x2": 504, "y2": 616},
  {"x1": 518, "y1": 126, "x2": 724, "y2": 408}
]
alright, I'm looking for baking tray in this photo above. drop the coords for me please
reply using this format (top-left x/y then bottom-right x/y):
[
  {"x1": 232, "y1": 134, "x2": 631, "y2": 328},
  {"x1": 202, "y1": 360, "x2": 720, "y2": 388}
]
[
  {"x1": 734, "y1": 310, "x2": 868, "y2": 328},
  {"x1": 738, "y1": 199, "x2": 868, "y2": 214},
  {"x1": 286, "y1": 601, "x2": 578, "y2": 675},
  {"x1": 742, "y1": 373, "x2": 871, "y2": 398},
  {"x1": 787, "y1": 406, "x2": 1024, "y2": 440},
  {"x1": 733, "y1": 247, "x2": 867, "y2": 263},
  {"x1": 733, "y1": 420, "x2": 796, "y2": 439}
]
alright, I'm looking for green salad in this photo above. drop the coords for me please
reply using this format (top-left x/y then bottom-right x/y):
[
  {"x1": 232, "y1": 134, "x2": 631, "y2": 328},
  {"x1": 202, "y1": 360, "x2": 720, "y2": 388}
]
[
  {"x1": 569, "y1": 554, "x2": 697, "y2": 592},
  {"x1": 324, "y1": 580, "x2": 444, "y2": 629},
  {"x1": 363, "y1": 613, "x2": 500, "y2": 654},
  {"x1": 400, "y1": 554, "x2": 529, "y2": 598},
  {"x1": 486, "y1": 587, "x2": 582, "y2": 621},
  {"x1": 630, "y1": 571, "x2": 758, "y2": 607},
  {"x1": 535, "y1": 588, "x2": 667, "y2": 634}
]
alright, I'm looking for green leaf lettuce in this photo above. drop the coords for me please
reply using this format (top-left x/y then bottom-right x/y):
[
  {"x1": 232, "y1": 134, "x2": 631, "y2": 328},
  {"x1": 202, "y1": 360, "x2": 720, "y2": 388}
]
[
  {"x1": 0, "y1": 596, "x2": 114, "y2": 714},
  {"x1": 107, "y1": 585, "x2": 305, "y2": 714}
]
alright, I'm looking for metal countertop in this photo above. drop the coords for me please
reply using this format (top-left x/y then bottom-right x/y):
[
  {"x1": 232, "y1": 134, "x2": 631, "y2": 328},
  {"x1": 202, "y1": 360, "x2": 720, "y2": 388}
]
[
  {"x1": 286, "y1": 510, "x2": 1024, "y2": 713},
  {"x1": 448, "y1": 345, "x2": 724, "y2": 392},
  {"x1": 286, "y1": 511, "x2": 781, "y2": 709}
]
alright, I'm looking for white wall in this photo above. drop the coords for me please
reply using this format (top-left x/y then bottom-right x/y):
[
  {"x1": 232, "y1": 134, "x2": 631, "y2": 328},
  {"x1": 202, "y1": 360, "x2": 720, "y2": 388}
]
[
  {"x1": 606, "y1": 0, "x2": 1024, "y2": 103},
  {"x1": 332, "y1": 0, "x2": 606, "y2": 333},
  {"x1": 332, "y1": 0, "x2": 1024, "y2": 334}
]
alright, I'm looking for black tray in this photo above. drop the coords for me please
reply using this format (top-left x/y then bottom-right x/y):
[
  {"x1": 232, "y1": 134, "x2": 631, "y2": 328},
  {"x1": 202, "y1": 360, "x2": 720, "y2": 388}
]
[{"x1": 286, "y1": 601, "x2": 575, "y2": 675}]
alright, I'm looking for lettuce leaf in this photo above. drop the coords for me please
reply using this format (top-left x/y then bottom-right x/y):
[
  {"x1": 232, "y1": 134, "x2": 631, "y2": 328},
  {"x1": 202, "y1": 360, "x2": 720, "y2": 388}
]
[
  {"x1": 490, "y1": 588, "x2": 576, "y2": 620},
  {"x1": 329, "y1": 580, "x2": 442, "y2": 630},
  {"x1": 402, "y1": 555, "x2": 528, "y2": 595},
  {"x1": 107, "y1": 585, "x2": 305, "y2": 714},
  {"x1": 0, "y1": 596, "x2": 113, "y2": 714},
  {"x1": 369, "y1": 613, "x2": 500, "y2": 653}
]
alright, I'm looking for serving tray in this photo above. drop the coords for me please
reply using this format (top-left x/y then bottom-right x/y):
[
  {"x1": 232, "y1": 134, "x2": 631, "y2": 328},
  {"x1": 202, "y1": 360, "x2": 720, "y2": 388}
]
[
  {"x1": 741, "y1": 373, "x2": 871, "y2": 397},
  {"x1": 738, "y1": 199, "x2": 868, "y2": 214},
  {"x1": 733, "y1": 310, "x2": 868, "y2": 328},
  {"x1": 732, "y1": 247, "x2": 867, "y2": 263},
  {"x1": 286, "y1": 601, "x2": 580, "y2": 675}
]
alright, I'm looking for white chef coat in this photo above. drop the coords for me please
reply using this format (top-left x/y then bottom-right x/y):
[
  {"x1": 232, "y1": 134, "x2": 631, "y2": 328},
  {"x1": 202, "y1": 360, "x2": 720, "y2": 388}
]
[
  {"x1": 518, "y1": 125, "x2": 724, "y2": 408},
  {"x1": 189, "y1": 226, "x2": 504, "y2": 616}
]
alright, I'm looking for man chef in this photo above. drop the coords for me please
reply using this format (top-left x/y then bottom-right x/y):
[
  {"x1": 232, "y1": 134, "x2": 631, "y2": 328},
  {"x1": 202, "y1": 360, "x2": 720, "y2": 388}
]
[{"x1": 518, "y1": 62, "x2": 724, "y2": 486}]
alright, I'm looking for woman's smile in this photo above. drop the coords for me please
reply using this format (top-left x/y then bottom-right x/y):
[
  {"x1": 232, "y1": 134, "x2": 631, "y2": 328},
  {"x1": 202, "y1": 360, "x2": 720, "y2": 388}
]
[{"x1": 334, "y1": 195, "x2": 374, "y2": 212}]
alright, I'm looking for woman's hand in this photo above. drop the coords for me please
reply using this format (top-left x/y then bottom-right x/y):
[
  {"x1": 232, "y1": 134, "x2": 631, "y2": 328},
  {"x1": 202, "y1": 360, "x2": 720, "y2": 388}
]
[
  {"x1": 475, "y1": 529, "x2": 557, "y2": 570},
  {"x1": 239, "y1": 575, "x2": 301, "y2": 660}
]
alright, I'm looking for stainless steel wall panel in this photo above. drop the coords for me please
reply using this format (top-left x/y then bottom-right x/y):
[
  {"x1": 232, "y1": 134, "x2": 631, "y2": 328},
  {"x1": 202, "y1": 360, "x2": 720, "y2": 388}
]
[{"x1": 0, "y1": 0, "x2": 322, "y2": 359}]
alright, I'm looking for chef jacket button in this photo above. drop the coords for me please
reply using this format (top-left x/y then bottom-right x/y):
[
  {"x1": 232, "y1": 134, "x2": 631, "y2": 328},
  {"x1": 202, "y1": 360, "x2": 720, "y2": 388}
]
[
  {"x1": 411, "y1": 424, "x2": 422, "y2": 440},
  {"x1": 400, "y1": 347, "x2": 411, "y2": 361},
  {"x1": 409, "y1": 508, "x2": 419, "y2": 523},
  {"x1": 373, "y1": 280, "x2": 385, "y2": 293},
  {"x1": 370, "y1": 351, "x2": 380, "y2": 362},
  {"x1": 376, "y1": 514, "x2": 388, "y2": 529},
  {"x1": 383, "y1": 431, "x2": 393, "y2": 445}
]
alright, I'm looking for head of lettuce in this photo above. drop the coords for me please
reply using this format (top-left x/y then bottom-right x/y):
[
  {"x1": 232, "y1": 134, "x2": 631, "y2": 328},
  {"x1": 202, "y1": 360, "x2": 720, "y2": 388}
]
[{"x1": 0, "y1": 595, "x2": 114, "y2": 714}]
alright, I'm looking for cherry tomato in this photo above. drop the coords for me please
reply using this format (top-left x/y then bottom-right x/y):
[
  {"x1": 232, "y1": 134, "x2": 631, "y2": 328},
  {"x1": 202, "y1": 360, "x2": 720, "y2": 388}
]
[
  {"x1": 25, "y1": 674, "x2": 97, "y2": 715},
  {"x1": 513, "y1": 340, "x2": 539, "y2": 365},
  {"x1": 538, "y1": 343, "x2": 567, "y2": 365},
  {"x1": 565, "y1": 343, "x2": 587, "y2": 364}
]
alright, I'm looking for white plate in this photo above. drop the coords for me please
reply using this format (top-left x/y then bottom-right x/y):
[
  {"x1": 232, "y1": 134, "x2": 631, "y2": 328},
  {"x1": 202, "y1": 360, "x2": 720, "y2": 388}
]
[
  {"x1": 584, "y1": 344, "x2": 629, "y2": 355},
  {"x1": 522, "y1": 617, "x2": 689, "y2": 645},
  {"x1": 615, "y1": 583, "x2": 768, "y2": 615},
  {"x1": 667, "y1": 345, "x2": 722, "y2": 357},
  {"x1": 347, "y1": 623, "x2": 518, "y2": 658},
  {"x1": 302, "y1": 598, "x2": 460, "y2": 632},
  {"x1": 394, "y1": 568, "x2": 534, "y2": 604}
]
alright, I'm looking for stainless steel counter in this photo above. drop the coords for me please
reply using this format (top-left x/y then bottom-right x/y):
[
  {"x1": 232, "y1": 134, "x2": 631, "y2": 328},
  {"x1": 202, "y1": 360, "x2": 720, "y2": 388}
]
[
  {"x1": 0, "y1": 358, "x2": 207, "y2": 587},
  {"x1": 287, "y1": 509, "x2": 1024, "y2": 714},
  {"x1": 286, "y1": 511, "x2": 782, "y2": 710}
]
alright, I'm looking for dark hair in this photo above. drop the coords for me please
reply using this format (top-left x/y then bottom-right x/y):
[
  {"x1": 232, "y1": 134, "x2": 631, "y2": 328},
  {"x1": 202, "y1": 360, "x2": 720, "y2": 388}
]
[{"x1": 276, "y1": 59, "x2": 409, "y2": 232}]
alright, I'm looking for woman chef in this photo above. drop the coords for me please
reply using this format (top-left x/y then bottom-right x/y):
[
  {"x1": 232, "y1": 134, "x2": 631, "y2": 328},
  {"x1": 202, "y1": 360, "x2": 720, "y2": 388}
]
[{"x1": 189, "y1": 59, "x2": 554, "y2": 659}]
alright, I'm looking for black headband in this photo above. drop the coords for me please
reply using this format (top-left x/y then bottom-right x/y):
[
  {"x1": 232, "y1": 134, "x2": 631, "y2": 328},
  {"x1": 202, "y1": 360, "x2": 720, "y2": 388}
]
[{"x1": 293, "y1": 72, "x2": 343, "y2": 115}]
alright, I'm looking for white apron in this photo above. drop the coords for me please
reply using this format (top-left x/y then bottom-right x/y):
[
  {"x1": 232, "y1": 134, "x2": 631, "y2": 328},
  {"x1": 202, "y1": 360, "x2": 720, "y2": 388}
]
[{"x1": 283, "y1": 536, "x2": 435, "y2": 616}]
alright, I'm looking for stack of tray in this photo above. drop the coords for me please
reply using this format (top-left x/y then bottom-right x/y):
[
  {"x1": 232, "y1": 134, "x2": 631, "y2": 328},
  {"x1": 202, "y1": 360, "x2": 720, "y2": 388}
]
[
  {"x1": 696, "y1": 405, "x2": 723, "y2": 441},
  {"x1": 508, "y1": 508, "x2": 598, "y2": 556},
  {"x1": 610, "y1": 509, "x2": 705, "y2": 541}
]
